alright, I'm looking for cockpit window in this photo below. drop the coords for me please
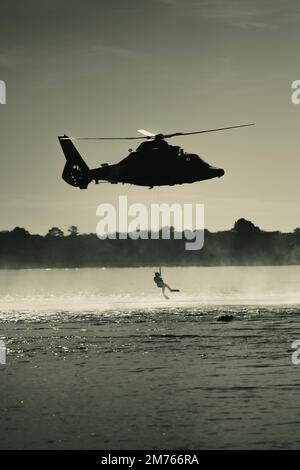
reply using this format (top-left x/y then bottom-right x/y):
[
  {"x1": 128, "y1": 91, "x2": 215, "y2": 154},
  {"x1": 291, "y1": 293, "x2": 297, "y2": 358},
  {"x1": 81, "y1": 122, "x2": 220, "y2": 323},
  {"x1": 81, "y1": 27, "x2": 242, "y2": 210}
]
[
  {"x1": 184, "y1": 153, "x2": 210, "y2": 166},
  {"x1": 198, "y1": 156, "x2": 210, "y2": 166}
]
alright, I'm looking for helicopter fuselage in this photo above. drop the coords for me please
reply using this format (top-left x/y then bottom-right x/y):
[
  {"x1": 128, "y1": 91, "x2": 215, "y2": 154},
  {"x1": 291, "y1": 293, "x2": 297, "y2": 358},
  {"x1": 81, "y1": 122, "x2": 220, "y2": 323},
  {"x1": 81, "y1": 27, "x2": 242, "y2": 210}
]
[{"x1": 90, "y1": 145, "x2": 224, "y2": 187}]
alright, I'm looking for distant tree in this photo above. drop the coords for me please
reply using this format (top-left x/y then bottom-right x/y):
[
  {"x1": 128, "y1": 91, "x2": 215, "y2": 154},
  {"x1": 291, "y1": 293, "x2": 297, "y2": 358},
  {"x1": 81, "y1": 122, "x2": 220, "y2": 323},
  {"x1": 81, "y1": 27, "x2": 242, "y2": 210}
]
[
  {"x1": 232, "y1": 218, "x2": 260, "y2": 235},
  {"x1": 46, "y1": 227, "x2": 64, "y2": 237},
  {"x1": 10, "y1": 227, "x2": 30, "y2": 238},
  {"x1": 293, "y1": 228, "x2": 300, "y2": 243},
  {"x1": 67, "y1": 225, "x2": 79, "y2": 237}
]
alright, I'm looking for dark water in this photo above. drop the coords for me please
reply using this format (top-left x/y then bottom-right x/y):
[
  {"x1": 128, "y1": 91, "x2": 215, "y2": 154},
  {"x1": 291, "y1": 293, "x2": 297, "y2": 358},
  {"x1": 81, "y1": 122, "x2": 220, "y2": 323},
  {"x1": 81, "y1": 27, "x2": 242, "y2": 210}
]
[
  {"x1": 1, "y1": 305, "x2": 300, "y2": 449},
  {"x1": 1, "y1": 268, "x2": 300, "y2": 449}
]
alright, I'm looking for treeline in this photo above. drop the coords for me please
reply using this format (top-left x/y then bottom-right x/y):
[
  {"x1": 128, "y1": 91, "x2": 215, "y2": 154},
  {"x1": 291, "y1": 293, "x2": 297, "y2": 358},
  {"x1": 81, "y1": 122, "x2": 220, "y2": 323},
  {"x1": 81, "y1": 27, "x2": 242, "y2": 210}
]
[{"x1": 1, "y1": 219, "x2": 300, "y2": 268}]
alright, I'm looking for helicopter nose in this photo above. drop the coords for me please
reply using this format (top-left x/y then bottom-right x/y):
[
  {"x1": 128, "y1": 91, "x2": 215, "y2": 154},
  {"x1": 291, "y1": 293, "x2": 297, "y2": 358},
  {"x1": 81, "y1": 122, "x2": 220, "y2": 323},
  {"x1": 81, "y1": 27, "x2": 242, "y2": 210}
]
[{"x1": 216, "y1": 168, "x2": 225, "y2": 177}]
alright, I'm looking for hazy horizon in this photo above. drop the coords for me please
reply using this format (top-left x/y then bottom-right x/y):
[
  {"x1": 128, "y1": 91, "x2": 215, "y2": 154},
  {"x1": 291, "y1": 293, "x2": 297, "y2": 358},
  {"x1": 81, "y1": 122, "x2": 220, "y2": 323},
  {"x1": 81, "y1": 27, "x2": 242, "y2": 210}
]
[{"x1": 2, "y1": 215, "x2": 300, "y2": 236}]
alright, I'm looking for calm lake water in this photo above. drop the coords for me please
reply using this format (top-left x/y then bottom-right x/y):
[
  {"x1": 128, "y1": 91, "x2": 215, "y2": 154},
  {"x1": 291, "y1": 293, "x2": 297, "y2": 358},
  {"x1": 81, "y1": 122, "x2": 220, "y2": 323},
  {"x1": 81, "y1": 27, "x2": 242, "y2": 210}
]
[{"x1": 1, "y1": 266, "x2": 300, "y2": 449}]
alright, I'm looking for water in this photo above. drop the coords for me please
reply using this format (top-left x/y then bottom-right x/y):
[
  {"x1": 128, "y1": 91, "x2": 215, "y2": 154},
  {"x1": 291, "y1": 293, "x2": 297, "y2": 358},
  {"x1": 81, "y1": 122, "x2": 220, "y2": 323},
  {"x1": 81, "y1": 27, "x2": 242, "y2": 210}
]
[{"x1": 1, "y1": 267, "x2": 300, "y2": 449}]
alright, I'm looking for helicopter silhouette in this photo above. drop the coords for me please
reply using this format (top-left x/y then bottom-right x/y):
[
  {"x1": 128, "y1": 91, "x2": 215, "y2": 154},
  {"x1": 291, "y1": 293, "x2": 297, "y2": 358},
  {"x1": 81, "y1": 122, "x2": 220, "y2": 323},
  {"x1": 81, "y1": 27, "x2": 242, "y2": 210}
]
[{"x1": 58, "y1": 124, "x2": 254, "y2": 190}]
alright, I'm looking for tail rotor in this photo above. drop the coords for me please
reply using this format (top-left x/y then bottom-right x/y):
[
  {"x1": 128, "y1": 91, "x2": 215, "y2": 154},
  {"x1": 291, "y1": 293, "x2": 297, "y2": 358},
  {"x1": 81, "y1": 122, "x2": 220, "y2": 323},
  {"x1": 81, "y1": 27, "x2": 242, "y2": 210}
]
[{"x1": 58, "y1": 135, "x2": 91, "y2": 189}]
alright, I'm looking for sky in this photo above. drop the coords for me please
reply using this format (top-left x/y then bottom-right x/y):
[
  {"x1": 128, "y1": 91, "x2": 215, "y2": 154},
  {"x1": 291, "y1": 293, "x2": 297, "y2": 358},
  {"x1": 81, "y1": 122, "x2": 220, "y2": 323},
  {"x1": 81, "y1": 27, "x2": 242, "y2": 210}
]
[{"x1": 0, "y1": 0, "x2": 300, "y2": 234}]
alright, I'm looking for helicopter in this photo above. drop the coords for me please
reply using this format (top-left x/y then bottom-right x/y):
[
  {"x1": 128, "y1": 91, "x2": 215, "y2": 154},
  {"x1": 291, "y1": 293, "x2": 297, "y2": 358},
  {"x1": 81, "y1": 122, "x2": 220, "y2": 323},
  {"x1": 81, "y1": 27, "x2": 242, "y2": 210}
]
[{"x1": 58, "y1": 123, "x2": 254, "y2": 190}]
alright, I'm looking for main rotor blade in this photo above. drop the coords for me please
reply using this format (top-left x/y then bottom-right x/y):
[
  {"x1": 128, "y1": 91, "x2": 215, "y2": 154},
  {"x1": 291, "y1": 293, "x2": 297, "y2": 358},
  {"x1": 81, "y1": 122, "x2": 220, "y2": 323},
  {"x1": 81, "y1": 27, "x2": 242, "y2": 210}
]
[
  {"x1": 61, "y1": 136, "x2": 147, "y2": 141},
  {"x1": 137, "y1": 129, "x2": 156, "y2": 137},
  {"x1": 60, "y1": 123, "x2": 255, "y2": 141},
  {"x1": 164, "y1": 123, "x2": 255, "y2": 138}
]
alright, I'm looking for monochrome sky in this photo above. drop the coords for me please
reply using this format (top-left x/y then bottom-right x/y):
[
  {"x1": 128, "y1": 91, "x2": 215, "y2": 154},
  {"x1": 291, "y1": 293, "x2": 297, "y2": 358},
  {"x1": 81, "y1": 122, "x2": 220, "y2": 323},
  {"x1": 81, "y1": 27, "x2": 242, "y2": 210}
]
[{"x1": 0, "y1": 0, "x2": 300, "y2": 234}]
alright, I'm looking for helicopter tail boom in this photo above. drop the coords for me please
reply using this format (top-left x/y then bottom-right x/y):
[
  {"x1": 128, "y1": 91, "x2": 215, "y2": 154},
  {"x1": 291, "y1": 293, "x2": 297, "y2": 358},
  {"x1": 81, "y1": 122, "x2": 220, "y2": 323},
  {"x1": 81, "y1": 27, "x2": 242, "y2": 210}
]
[{"x1": 58, "y1": 135, "x2": 91, "y2": 189}]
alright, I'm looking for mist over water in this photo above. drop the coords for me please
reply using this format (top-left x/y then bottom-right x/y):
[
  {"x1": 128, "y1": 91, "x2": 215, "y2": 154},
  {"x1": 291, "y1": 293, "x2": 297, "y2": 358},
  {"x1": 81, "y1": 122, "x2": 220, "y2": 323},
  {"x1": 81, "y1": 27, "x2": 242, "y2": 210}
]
[{"x1": 1, "y1": 266, "x2": 300, "y2": 319}]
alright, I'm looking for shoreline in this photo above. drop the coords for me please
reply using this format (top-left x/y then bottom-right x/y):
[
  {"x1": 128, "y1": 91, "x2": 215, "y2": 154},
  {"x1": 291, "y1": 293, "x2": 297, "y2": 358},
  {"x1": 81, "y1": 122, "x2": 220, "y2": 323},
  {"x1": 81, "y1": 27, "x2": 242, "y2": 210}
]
[{"x1": 1, "y1": 263, "x2": 300, "y2": 270}]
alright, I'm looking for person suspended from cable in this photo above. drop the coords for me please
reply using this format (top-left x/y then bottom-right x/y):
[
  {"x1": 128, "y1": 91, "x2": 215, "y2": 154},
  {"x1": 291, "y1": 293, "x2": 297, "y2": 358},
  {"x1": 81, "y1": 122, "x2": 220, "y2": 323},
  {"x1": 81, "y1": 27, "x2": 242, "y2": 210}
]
[{"x1": 153, "y1": 268, "x2": 180, "y2": 300}]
